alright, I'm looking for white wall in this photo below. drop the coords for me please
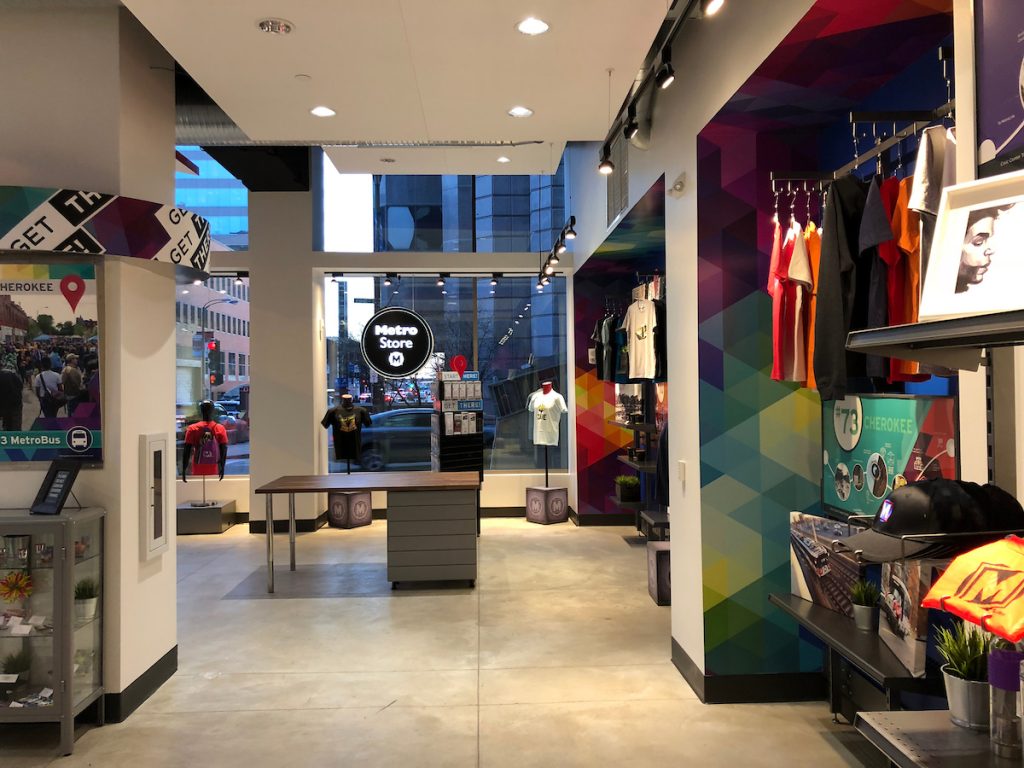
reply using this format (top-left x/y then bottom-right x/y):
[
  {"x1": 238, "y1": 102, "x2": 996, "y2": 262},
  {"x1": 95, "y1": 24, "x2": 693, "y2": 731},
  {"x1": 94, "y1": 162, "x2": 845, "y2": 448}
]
[
  {"x1": 565, "y1": 0, "x2": 818, "y2": 672},
  {"x1": 0, "y1": 7, "x2": 178, "y2": 694}
]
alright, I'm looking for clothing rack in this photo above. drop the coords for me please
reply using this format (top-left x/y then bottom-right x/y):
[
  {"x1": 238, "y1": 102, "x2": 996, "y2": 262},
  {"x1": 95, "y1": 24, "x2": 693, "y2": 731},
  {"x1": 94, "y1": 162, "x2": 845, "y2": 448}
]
[{"x1": 769, "y1": 99, "x2": 955, "y2": 187}]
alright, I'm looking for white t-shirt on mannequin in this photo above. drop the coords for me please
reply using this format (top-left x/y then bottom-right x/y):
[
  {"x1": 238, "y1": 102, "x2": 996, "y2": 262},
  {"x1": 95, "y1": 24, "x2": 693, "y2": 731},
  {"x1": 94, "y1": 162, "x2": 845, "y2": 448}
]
[{"x1": 527, "y1": 388, "x2": 567, "y2": 446}]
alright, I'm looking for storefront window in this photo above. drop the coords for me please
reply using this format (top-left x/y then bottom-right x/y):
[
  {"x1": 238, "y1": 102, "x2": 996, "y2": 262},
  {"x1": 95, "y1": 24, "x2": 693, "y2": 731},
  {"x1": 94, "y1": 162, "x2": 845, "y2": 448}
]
[
  {"x1": 324, "y1": 275, "x2": 567, "y2": 473},
  {"x1": 175, "y1": 277, "x2": 251, "y2": 475},
  {"x1": 320, "y1": 157, "x2": 566, "y2": 254}
]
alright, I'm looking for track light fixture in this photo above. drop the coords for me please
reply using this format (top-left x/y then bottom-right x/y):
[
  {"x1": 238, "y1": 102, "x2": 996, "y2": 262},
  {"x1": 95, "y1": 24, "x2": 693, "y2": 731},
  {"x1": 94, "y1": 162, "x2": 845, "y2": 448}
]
[
  {"x1": 437, "y1": 273, "x2": 448, "y2": 287},
  {"x1": 701, "y1": 0, "x2": 725, "y2": 17},
  {"x1": 544, "y1": 261, "x2": 555, "y2": 276},
  {"x1": 598, "y1": 143, "x2": 614, "y2": 175},
  {"x1": 549, "y1": 250, "x2": 560, "y2": 267},
  {"x1": 656, "y1": 46, "x2": 675, "y2": 90},
  {"x1": 383, "y1": 273, "x2": 396, "y2": 287},
  {"x1": 623, "y1": 104, "x2": 639, "y2": 140},
  {"x1": 234, "y1": 276, "x2": 245, "y2": 286},
  {"x1": 555, "y1": 239, "x2": 567, "y2": 256},
  {"x1": 490, "y1": 273, "x2": 501, "y2": 286},
  {"x1": 564, "y1": 216, "x2": 577, "y2": 240},
  {"x1": 541, "y1": 275, "x2": 551, "y2": 286}
]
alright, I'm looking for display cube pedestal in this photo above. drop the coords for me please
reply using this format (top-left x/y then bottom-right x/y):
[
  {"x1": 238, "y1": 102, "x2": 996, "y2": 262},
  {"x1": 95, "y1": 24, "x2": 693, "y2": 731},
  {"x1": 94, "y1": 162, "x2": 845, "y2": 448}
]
[
  {"x1": 327, "y1": 491, "x2": 373, "y2": 529},
  {"x1": 525, "y1": 487, "x2": 569, "y2": 525},
  {"x1": 647, "y1": 541, "x2": 671, "y2": 606},
  {"x1": 177, "y1": 500, "x2": 237, "y2": 535}
]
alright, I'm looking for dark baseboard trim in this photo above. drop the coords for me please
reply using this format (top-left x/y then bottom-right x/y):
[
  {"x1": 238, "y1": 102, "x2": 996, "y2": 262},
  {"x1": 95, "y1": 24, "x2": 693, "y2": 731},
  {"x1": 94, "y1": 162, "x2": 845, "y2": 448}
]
[
  {"x1": 671, "y1": 638, "x2": 826, "y2": 704},
  {"x1": 570, "y1": 509, "x2": 634, "y2": 526},
  {"x1": 104, "y1": 645, "x2": 177, "y2": 723},
  {"x1": 248, "y1": 513, "x2": 328, "y2": 534},
  {"x1": 481, "y1": 507, "x2": 527, "y2": 518}
]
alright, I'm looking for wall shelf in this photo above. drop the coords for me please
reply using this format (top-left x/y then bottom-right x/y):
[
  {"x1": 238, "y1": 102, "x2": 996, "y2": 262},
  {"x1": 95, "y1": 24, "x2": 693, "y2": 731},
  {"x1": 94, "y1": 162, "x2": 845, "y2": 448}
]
[
  {"x1": 845, "y1": 309, "x2": 1024, "y2": 371},
  {"x1": 617, "y1": 456, "x2": 656, "y2": 473},
  {"x1": 607, "y1": 419, "x2": 660, "y2": 433}
]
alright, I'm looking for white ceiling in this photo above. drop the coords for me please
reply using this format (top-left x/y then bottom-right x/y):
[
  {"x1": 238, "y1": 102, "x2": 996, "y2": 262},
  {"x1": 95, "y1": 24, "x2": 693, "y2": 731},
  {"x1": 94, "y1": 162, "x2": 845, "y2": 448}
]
[{"x1": 122, "y1": 0, "x2": 668, "y2": 174}]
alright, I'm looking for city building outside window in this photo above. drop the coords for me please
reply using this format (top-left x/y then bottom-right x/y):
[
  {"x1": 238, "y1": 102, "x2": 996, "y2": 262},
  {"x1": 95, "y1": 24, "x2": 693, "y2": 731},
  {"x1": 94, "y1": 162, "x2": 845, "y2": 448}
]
[{"x1": 174, "y1": 277, "x2": 251, "y2": 476}]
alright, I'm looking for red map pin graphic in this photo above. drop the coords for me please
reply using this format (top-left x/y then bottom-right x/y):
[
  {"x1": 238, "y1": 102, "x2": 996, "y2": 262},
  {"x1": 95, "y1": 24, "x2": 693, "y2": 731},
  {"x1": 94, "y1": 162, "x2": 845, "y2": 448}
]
[
  {"x1": 451, "y1": 354, "x2": 467, "y2": 379},
  {"x1": 60, "y1": 275, "x2": 85, "y2": 313}
]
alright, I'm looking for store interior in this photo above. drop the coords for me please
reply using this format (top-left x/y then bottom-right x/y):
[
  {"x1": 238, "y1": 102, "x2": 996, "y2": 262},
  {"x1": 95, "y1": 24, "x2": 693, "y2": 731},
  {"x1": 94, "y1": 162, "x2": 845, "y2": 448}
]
[{"x1": 5, "y1": 0, "x2": 1024, "y2": 765}]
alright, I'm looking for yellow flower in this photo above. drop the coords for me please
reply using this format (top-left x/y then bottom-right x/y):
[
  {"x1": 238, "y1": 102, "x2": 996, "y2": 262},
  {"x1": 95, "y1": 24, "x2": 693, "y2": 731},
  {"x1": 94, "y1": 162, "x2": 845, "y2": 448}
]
[{"x1": 0, "y1": 570, "x2": 33, "y2": 603}]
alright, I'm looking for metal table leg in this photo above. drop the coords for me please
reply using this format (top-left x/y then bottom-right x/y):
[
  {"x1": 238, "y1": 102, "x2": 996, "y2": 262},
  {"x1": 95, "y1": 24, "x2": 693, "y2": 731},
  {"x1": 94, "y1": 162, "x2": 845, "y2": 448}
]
[
  {"x1": 288, "y1": 492, "x2": 296, "y2": 571},
  {"x1": 266, "y1": 493, "x2": 274, "y2": 593}
]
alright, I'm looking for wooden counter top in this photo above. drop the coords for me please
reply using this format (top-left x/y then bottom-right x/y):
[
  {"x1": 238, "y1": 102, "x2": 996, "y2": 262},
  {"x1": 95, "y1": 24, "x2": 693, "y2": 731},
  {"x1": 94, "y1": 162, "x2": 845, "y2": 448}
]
[{"x1": 254, "y1": 471, "x2": 481, "y2": 495}]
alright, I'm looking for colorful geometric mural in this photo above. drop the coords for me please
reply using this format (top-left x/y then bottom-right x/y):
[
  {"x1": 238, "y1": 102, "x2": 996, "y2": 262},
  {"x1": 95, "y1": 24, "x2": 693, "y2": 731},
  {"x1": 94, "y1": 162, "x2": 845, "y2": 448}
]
[
  {"x1": 696, "y1": 0, "x2": 951, "y2": 677},
  {"x1": 574, "y1": 179, "x2": 665, "y2": 521}
]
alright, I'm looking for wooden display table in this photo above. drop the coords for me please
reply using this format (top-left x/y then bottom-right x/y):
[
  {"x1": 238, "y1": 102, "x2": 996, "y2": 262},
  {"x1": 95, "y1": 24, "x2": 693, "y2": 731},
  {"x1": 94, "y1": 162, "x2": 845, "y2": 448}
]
[{"x1": 255, "y1": 471, "x2": 481, "y2": 593}]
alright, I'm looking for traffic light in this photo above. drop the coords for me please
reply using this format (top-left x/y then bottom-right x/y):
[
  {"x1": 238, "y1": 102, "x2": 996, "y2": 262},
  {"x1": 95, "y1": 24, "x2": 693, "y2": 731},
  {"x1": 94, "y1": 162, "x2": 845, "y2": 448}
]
[{"x1": 207, "y1": 339, "x2": 223, "y2": 386}]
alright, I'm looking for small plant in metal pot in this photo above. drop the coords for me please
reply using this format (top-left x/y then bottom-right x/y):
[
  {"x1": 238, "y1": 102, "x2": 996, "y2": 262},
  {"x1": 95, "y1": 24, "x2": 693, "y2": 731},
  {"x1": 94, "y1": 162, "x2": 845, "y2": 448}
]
[
  {"x1": 850, "y1": 579, "x2": 880, "y2": 632},
  {"x1": 936, "y1": 619, "x2": 992, "y2": 731},
  {"x1": 1, "y1": 648, "x2": 31, "y2": 695},
  {"x1": 614, "y1": 475, "x2": 640, "y2": 503},
  {"x1": 73, "y1": 577, "x2": 100, "y2": 623}
]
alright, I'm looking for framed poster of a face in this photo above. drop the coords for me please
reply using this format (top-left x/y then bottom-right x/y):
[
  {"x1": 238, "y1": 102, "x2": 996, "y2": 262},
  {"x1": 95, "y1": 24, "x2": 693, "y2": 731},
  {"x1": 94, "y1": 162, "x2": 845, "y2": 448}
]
[{"x1": 920, "y1": 169, "x2": 1024, "y2": 321}]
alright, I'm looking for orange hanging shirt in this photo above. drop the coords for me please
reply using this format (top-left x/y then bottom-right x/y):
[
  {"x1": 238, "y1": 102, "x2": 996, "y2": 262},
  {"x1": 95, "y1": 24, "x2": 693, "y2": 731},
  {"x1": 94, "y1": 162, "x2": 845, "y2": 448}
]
[
  {"x1": 890, "y1": 177, "x2": 926, "y2": 380},
  {"x1": 803, "y1": 222, "x2": 822, "y2": 390}
]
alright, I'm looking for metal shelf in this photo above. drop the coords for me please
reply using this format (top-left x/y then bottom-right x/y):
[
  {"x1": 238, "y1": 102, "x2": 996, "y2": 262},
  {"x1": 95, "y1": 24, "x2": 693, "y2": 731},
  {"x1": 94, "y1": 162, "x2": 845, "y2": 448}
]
[
  {"x1": 607, "y1": 420, "x2": 660, "y2": 434},
  {"x1": 845, "y1": 309, "x2": 1024, "y2": 371},
  {"x1": 616, "y1": 456, "x2": 656, "y2": 473},
  {"x1": 855, "y1": 710, "x2": 996, "y2": 768}
]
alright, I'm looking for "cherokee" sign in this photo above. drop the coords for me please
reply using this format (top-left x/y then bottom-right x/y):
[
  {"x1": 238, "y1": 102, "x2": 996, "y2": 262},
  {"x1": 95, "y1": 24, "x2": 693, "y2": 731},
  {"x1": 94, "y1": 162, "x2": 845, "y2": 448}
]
[{"x1": 360, "y1": 307, "x2": 434, "y2": 379}]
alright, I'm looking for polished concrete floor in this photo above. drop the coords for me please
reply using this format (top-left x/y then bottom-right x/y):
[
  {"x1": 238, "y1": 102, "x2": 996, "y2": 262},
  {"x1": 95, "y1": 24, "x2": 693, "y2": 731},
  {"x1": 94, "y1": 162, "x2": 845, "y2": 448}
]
[{"x1": 4, "y1": 519, "x2": 884, "y2": 767}]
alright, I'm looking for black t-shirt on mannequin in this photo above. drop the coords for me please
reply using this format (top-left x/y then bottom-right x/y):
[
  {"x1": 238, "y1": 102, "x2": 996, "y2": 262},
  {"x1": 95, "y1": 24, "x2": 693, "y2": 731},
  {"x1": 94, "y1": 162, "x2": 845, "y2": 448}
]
[{"x1": 321, "y1": 398, "x2": 372, "y2": 461}]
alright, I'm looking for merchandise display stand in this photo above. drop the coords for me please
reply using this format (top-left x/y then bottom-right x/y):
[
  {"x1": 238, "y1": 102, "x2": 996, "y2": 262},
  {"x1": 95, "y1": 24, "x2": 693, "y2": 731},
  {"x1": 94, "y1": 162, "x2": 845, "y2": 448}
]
[
  {"x1": 431, "y1": 371, "x2": 484, "y2": 476},
  {"x1": 609, "y1": 415, "x2": 664, "y2": 536},
  {"x1": 525, "y1": 383, "x2": 569, "y2": 525},
  {"x1": 768, "y1": 593, "x2": 942, "y2": 722},
  {"x1": 854, "y1": 710, "x2": 997, "y2": 768}
]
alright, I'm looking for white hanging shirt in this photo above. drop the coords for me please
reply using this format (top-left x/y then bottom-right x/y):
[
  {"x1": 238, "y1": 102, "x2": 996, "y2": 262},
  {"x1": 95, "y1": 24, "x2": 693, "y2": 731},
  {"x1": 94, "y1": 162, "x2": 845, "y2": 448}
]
[
  {"x1": 527, "y1": 389, "x2": 567, "y2": 446},
  {"x1": 622, "y1": 299, "x2": 658, "y2": 379}
]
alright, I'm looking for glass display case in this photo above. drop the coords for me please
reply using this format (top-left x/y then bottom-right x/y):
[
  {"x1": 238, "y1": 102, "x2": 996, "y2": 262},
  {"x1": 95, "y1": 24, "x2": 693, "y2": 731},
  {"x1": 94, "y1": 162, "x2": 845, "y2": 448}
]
[{"x1": 0, "y1": 507, "x2": 104, "y2": 754}]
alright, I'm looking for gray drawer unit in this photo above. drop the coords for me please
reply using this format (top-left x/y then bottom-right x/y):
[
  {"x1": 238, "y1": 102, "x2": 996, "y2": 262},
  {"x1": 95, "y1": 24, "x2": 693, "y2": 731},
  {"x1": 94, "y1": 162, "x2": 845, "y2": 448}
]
[
  {"x1": 388, "y1": 534, "x2": 477, "y2": 552},
  {"x1": 388, "y1": 504, "x2": 477, "y2": 522},
  {"x1": 386, "y1": 489, "x2": 478, "y2": 586},
  {"x1": 387, "y1": 564, "x2": 477, "y2": 582},
  {"x1": 388, "y1": 519, "x2": 476, "y2": 537},
  {"x1": 388, "y1": 549, "x2": 476, "y2": 567},
  {"x1": 388, "y1": 490, "x2": 477, "y2": 508}
]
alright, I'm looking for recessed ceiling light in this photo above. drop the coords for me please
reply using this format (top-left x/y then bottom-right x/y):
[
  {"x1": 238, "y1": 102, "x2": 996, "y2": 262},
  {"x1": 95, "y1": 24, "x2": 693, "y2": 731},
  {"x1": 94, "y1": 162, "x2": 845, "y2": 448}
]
[
  {"x1": 310, "y1": 105, "x2": 336, "y2": 117},
  {"x1": 257, "y1": 18, "x2": 293, "y2": 35},
  {"x1": 517, "y1": 17, "x2": 549, "y2": 35},
  {"x1": 702, "y1": 0, "x2": 726, "y2": 16},
  {"x1": 508, "y1": 105, "x2": 533, "y2": 118},
  {"x1": 294, "y1": 73, "x2": 312, "y2": 82},
  {"x1": 497, "y1": 156, "x2": 511, "y2": 164},
  {"x1": 380, "y1": 157, "x2": 396, "y2": 163}
]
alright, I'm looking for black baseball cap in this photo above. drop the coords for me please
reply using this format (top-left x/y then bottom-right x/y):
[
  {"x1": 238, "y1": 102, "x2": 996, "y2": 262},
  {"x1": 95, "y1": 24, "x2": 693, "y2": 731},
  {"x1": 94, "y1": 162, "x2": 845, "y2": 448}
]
[{"x1": 839, "y1": 479, "x2": 1024, "y2": 562}]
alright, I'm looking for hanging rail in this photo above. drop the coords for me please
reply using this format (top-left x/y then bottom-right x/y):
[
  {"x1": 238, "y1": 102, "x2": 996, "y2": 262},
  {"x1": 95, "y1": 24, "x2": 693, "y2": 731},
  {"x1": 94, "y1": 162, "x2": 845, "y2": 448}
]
[{"x1": 770, "y1": 99, "x2": 954, "y2": 186}]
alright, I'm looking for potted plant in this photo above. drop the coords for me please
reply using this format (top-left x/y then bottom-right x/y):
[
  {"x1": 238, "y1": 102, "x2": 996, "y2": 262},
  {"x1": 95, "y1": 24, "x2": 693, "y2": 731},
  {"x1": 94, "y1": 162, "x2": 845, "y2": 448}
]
[
  {"x1": 74, "y1": 577, "x2": 100, "y2": 622},
  {"x1": 850, "y1": 579, "x2": 880, "y2": 631},
  {"x1": 614, "y1": 475, "x2": 640, "y2": 503},
  {"x1": 936, "y1": 619, "x2": 992, "y2": 731},
  {"x1": 1, "y1": 648, "x2": 31, "y2": 696}
]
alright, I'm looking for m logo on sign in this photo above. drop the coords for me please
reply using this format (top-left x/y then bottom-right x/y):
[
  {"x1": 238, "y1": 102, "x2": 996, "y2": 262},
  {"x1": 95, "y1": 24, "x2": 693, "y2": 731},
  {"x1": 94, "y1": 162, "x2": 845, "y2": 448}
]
[{"x1": 388, "y1": 351, "x2": 405, "y2": 368}]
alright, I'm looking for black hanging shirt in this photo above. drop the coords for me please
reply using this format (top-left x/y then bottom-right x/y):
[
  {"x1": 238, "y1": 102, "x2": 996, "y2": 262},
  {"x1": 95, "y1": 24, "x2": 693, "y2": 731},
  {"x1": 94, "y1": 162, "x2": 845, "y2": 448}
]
[{"x1": 321, "y1": 405, "x2": 372, "y2": 461}]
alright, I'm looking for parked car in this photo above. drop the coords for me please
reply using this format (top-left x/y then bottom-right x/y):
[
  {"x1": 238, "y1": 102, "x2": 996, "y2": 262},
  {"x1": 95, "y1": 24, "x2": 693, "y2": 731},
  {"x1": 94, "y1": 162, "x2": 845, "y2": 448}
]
[{"x1": 358, "y1": 407, "x2": 493, "y2": 471}]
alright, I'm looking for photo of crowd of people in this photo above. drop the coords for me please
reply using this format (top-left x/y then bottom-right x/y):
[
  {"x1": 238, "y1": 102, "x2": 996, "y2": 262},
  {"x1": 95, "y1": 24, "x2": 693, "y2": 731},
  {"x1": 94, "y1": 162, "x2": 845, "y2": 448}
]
[{"x1": 0, "y1": 263, "x2": 102, "y2": 463}]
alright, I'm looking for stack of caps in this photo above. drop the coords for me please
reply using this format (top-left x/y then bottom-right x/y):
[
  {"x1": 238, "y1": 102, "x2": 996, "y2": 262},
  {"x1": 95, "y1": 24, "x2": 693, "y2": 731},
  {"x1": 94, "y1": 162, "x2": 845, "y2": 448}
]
[{"x1": 839, "y1": 479, "x2": 1024, "y2": 563}]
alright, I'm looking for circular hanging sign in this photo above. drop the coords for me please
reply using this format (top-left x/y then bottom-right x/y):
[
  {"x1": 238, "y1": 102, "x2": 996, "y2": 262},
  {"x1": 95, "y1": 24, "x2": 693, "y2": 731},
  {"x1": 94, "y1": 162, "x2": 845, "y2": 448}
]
[{"x1": 360, "y1": 307, "x2": 434, "y2": 379}]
